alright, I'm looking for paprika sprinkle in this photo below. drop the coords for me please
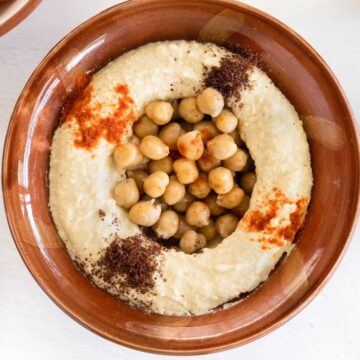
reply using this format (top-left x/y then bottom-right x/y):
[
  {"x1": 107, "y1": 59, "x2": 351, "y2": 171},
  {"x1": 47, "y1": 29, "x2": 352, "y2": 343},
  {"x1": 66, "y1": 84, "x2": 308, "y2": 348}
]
[{"x1": 64, "y1": 81, "x2": 137, "y2": 150}]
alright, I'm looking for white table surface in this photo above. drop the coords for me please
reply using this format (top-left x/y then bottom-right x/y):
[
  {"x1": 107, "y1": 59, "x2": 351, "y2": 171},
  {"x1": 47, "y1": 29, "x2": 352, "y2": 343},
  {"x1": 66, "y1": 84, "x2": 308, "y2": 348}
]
[{"x1": 0, "y1": 0, "x2": 359, "y2": 359}]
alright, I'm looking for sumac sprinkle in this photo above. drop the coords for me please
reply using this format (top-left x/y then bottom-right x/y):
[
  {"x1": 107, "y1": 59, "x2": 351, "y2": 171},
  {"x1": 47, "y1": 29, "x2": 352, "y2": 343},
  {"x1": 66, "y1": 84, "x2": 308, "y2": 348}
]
[{"x1": 96, "y1": 235, "x2": 162, "y2": 294}]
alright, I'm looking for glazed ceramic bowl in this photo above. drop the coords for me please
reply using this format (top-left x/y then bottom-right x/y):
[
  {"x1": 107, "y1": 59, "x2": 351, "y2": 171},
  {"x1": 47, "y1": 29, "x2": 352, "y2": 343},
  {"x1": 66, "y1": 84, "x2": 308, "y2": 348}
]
[
  {"x1": 2, "y1": 0, "x2": 359, "y2": 355},
  {"x1": 0, "y1": 0, "x2": 41, "y2": 36}
]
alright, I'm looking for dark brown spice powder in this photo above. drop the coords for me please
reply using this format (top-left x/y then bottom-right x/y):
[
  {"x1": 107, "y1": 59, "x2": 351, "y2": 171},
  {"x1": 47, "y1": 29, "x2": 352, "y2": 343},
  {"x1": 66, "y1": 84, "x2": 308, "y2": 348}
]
[
  {"x1": 203, "y1": 54, "x2": 252, "y2": 103},
  {"x1": 95, "y1": 235, "x2": 163, "y2": 294}
]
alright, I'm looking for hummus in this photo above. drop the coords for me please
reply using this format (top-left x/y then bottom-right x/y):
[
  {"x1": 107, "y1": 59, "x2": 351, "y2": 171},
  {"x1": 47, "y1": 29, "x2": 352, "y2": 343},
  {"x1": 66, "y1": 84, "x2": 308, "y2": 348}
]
[{"x1": 49, "y1": 40, "x2": 313, "y2": 315}]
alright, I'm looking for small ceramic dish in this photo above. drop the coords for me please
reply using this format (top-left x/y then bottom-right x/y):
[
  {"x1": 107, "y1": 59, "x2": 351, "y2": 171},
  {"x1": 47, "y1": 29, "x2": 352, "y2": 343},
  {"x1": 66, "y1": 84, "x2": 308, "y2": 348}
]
[
  {"x1": 2, "y1": 0, "x2": 359, "y2": 355},
  {"x1": 0, "y1": 0, "x2": 41, "y2": 36}
]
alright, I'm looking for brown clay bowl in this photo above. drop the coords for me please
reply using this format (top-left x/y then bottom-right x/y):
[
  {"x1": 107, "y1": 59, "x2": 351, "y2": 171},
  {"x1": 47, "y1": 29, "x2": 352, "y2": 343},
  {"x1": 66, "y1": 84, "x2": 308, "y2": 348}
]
[
  {"x1": 2, "y1": 0, "x2": 359, "y2": 355},
  {"x1": 0, "y1": 0, "x2": 41, "y2": 36}
]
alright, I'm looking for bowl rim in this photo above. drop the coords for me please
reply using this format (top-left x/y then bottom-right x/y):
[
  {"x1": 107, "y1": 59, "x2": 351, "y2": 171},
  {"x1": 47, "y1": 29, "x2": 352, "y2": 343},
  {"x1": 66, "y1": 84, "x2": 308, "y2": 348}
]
[
  {"x1": 2, "y1": 0, "x2": 360, "y2": 354},
  {"x1": 0, "y1": 0, "x2": 41, "y2": 37}
]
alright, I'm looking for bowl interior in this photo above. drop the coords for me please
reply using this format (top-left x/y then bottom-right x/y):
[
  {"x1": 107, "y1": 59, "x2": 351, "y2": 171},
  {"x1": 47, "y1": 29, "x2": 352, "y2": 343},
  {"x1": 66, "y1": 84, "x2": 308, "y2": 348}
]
[{"x1": 2, "y1": 0, "x2": 359, "y2": 354}]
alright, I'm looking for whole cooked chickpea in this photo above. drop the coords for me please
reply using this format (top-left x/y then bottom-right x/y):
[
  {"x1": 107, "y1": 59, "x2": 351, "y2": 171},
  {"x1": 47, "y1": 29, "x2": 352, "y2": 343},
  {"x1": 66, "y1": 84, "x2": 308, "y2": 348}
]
[
  {"x1": 199, "y1": 219, "x2": 217, "y2": 242},
  {"x1": 215, "y1": 214, "x2": 238, "y2": 238},
  {"x1": 143, "y1": 171, "x2": 169, "y2": 198},
  {"x1": 141, "y1": 194, "x2": 168, "y2": 212},
  {"x1": 240, "y1": 172, "x2": 257, "y2": 194},
  {"x1": 129, "y1": 200, "x2": 161, "y2": 226},
  {"x1": 163, "y1": 176, "x2": 186, "y2": 205},
  {"x1": 113, "y1": 143, "x2": 145, "y2": 172},
  {"x1": 197, "y1": 149, "x2": 221, "y2": 173},
  {"x1": 159, "y1": 122, "x2": 185, "y2": 150},
  {"x1": 217, "y1": 186, "x2": 245, "y2": 209},
  {"x1": 173, "y1": 158, "x2": 199, "y2": 184},
  {"x1": 208, "y1": 167, "x2": 234, "y2": 194},
  {"x1": 149, "y1": 156, "x2": 173, "y2": 174},
  {"x1": 145, "y1": 101, "x2": 174, "y2": 125},
  {"x1": 204, "y1": 193, "x2": 225, "y2": 216},
  {"x1": 223, "y1": 148, "x2": 249, "y2": 172},
  {"x1": 154, "y1": 210, "x2": 179, "y2": 239},
  {"x1": 177, "y1": 130, "x2": 204, "y2": 161},
  {"x1": 127, "y1": 169, "x2": 148, "y2": 194},
  {"x1": 133, "y1": 115, "x2": 159, "y2": 138},
  {"x1": 173, "y1": 215, "x2": 192, "y2": 239},
  {"x1": 196, "y1": 87, "x2": 224, "y2": 117},
  {"x1": 207, "y1": 134, "x2": 237, "y2": 160},
  {"x1": 193, "y1": 121, "x2": 220, "y2": 144},
  {"x1": 178, "y1": 97, "x2": 204, "y2": 123},
  {"x1": 180, "y1": 230, "x2": 207, "y2": 254},
  {"x1": 140, "y1": 135, "x2": 169, "y2": 160},
  {"x1": 172, "y1": 191, "x2": 195, "y2": 213},
  {"x1": 232, "y1": 194, "x2": 250, "y2": 217},
  {"x1": 213, "y1": 109, "x2": 238, "y2": 133},
  {"x1": 185, "y1": 201, "x2": 210, "y2": 227},
  {"x1": 188, "y1": 173, "x2": 211, "y2": 199},
  {"x1": 113, "y1": 178, "x2": 140, "y2": 209}
]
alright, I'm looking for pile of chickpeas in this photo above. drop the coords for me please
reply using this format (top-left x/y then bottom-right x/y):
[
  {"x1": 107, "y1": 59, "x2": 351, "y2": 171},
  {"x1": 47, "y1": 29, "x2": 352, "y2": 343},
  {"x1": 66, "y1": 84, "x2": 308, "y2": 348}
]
[{"x1": 112, "y1": 87, "x2": 256, "y2": 254}]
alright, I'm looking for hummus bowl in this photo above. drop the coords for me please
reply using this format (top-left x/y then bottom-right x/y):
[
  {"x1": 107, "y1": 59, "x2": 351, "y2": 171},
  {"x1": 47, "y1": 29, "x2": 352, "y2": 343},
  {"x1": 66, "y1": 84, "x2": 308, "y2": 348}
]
[{"x1": 2, "y1": 0, "x2": 359, "y2": 354}]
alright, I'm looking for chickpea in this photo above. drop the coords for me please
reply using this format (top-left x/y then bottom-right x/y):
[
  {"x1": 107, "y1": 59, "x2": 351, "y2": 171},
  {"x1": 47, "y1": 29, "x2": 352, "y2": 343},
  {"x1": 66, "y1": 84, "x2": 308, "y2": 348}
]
[
  {"x1": 129, "y1": 200, "x2": 161, "y2": 226},
  {"x1": 240, "y1": 172, "x2": 257, "y2": 194},
  {"x1": 113, "y1": 143, "x2": 145, "y2": 172},
  {"x1": 215, "y1": 214, "x2": 238, "y2": 238},
  {"x1": 213, "y1": 109, "x2": 238, "y2": 133},
  {"x1": 223, "y1": 148, "x2": 249, "y2": 172},
  {"x1": 217, "y1": 186, "x2": 245, "y2": 209},
  {"x1": 159, "y1": 123, "x2": 185, "y2": 150},
  {"x1": 143, "y1": 171, "x2": 169, "y2": 198},
  {"x1": 140, "y1": 135, "x2": 169, "y2": 160},
  {"x1": 127, "y1": 169, "x2": 148, "y2": 194},
  {"x1": 197, "y1": 149, "x2": 221, "y2": 173},
  {"x1": 208, "y1": 167, "x2": 234, "y2": 194},
  {"x1": 154, "y1": 210, "x2": 179, "y2": 239},
  {"x1": 142, "y1": 194, "x2": 168, "y2": 211},
  {"x1": 173, "y1": 158, "x2": 199, "y2": 184},
  {"x1": 188, "y1": 173, "x2": 211, "y2": 199},
  {"x1": 180, "y1": 230, "x2": 207, "y2": 254},
  {"x1": 199, "y1": 219, "x2": 217, "y2": 242},
  {"x1": 204, "y1": 193, "x2": 225, "y2": 216},
  {"x1": 163, "y1": 176, "x2": 186, "y2": 205},
  {"x1": 196, "y1": 87, "x2": 224, "y2": 117},
  {"x1": 177, "y1": 130, "x2": 204, "y2": 161},
  {"x1": 207, "y1": 134, "x2": 237, "y2": 160},
  {"x1": 193, "y1": 121, "x2": 220, "y2": 144},
  {"x1": 145, "y1": 101, "x2": 174, "y2": 125},
  {"x1": 232, "y1": 194, "x2": 250, "y2": 217},
  {"x1": 113, "y1": 178, "x2": 139, "y2": 209},
  {"x1": 173, "y1": 215, "x2": 192, "y2": 239},
  {"x1": 133, "y1": 115, "x2": 159, "y2": 138},
  {"x1": 172, "y1": 191, "x2": 195, "y2": 213},
  {"x1": 178, "y1": 97, "x2": 204, "y2": 123},
  {"x1": 185, "y1": 201, "x2": 210, "y2": 227},
  {"x1": 149, "y1": 156, "x2": 173, "y2": 174},
  {"x1": 229, "y1": 129, "x2": 242, "y2": 147}
]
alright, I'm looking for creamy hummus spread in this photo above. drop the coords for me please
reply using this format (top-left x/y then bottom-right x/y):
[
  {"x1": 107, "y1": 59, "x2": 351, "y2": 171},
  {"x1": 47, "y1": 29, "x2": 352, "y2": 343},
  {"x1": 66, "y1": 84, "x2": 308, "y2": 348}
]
[{"x1": 49, "y1": 40, "x2": 313, "y2": 315}]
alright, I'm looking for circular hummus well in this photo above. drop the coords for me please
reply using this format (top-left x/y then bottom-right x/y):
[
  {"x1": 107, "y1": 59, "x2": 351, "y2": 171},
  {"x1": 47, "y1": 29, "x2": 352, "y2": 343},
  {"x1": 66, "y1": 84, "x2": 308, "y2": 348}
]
[{"x1": 49, "y1": 40, "x2": 313, "y2": 316}]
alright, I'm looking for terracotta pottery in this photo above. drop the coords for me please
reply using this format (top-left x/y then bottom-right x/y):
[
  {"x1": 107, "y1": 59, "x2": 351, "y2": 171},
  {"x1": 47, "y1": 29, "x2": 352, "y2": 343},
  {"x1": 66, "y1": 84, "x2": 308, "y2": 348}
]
[
  {"x1": 2, "y1": 0, "x2": 359, "y2": 355},
  {"x1": 0, "y1": 0, "x2": 41, "y2": 36}
]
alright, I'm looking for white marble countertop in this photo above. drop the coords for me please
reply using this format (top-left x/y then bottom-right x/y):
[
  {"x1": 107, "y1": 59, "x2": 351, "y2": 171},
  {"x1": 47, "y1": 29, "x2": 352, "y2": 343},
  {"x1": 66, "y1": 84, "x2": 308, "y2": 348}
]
[{"x1": 0, "y1": 1, "x2": 359, "y2": 359}]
